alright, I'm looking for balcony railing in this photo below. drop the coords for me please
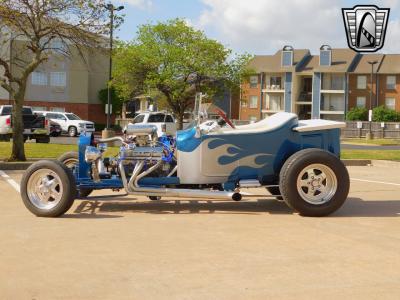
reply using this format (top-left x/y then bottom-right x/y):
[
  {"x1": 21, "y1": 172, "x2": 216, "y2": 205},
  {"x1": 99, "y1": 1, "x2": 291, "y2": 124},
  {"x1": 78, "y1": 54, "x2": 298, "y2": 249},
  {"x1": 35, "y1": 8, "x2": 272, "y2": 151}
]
[{"x1": 297, "y1": 92, "x2": 312, "y2": 102}]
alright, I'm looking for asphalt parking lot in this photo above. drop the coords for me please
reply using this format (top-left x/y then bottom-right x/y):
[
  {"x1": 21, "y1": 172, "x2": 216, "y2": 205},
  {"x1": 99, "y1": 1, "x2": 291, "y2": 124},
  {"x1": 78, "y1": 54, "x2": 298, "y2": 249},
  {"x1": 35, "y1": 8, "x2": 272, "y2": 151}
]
[{"x1": 0, "y1": 166, "x2": 399, "y2": 299}]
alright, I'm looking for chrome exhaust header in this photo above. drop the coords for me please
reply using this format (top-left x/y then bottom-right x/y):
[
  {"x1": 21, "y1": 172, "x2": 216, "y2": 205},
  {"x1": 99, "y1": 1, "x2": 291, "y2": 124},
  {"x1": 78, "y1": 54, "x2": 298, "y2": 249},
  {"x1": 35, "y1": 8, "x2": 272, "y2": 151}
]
[{"x1": 119, "y1": 161, "x2": 240, "y2": 200}]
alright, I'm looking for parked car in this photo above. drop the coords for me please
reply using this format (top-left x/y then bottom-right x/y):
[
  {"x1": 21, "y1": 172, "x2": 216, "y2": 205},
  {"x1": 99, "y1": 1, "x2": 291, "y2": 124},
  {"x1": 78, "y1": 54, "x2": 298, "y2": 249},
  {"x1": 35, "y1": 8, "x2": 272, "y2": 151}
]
[
  {"x1": 34, "y1": 111, "x2": 95, "y2": 137},
  {"x1": 128, "y1": 111, "x2": 192, "y2": 137},
  {"x1": 0, "y1": 105, "x2": 50, "y2": 143},
  {"x1": 129, "y1": 112, "x2": 176, "y2": 137}
]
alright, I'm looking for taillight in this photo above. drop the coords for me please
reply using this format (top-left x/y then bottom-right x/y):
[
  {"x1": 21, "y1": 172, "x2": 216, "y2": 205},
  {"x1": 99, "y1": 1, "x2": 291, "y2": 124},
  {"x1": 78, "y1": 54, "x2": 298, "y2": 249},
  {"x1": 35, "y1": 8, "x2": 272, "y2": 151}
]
[
  {"x1": 45, "y1": 119, "x2": 49, "y2": 127},
  {"x1": 6, "y1": 117, "x2": 11, "y2": 126},
  {"x1": 161, "y1": 124, "x2": 166, "y2": 132}
]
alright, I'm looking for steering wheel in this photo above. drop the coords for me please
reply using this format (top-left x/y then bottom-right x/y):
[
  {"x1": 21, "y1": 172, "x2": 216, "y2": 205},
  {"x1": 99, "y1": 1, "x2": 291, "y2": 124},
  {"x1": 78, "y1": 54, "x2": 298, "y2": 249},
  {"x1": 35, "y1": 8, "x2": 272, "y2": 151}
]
[{"x1": 216, "y1": 108, "x2": 235, "y2": 129}]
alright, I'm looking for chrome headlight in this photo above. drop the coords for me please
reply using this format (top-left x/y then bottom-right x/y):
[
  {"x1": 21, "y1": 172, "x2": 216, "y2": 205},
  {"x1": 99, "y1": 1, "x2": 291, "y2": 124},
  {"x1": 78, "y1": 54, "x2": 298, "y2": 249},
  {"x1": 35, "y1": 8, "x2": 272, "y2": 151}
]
[{"x1": 85, "y1": 146, "x2": 102, "y2": 163}]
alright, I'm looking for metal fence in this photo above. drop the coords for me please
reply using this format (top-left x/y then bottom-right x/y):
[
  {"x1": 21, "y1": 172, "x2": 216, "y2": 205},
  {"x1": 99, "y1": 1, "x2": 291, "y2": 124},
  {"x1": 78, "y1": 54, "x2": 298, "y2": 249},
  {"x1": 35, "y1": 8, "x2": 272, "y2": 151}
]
[
  {"x1": 342, "y1": 121, "x2": 400, "y2": 139},
  {"x1": 116, "y1": 118, "x2": 400, "y2": 139}
]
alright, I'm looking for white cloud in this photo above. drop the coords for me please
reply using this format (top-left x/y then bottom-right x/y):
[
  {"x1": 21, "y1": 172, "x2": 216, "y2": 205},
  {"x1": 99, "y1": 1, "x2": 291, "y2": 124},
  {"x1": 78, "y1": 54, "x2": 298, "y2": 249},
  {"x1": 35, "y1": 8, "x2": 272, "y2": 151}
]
[
  {"x1": 196, "y1": 0, "x2": 400, "y2": 54},
  {"x1": 122, "y1": 0, "x2": 153, "y2": 10}
]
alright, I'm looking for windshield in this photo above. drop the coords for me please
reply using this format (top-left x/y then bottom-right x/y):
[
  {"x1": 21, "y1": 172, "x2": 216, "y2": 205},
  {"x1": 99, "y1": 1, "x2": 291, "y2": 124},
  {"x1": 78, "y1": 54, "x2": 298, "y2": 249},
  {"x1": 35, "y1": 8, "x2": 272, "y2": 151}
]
[
  {"x1": 1, "y1": 107, "x2": 32, "y2": 115},
  {"x1": 148, "y1": 114, "x2": 165, "y2": 123},
  {"x1": 65, "y1": 113, "x2": 81, "y2": 120},
  {"x1": 133, "y1": 115, "x2": 145, "y2": 123}
]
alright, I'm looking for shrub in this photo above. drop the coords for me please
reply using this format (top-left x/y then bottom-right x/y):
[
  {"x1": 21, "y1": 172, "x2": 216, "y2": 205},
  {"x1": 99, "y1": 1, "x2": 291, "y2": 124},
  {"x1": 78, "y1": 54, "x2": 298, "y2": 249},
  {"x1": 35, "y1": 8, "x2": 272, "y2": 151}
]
[
  {"x1": 346, "y1": 107, "x2": 368, "y2": 121},
  {"x1": 372, "y1": 105, "x2": 400, "y2": 122}
]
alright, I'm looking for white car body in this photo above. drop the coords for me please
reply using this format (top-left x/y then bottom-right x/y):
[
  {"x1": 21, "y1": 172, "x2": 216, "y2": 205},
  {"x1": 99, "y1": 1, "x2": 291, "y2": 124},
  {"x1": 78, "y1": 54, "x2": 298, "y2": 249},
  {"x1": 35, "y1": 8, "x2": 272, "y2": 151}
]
[
  {"x1": 34, "y1": 111, "x2": 95, "y2": 136},
  {"x1": 129, "y1": 112, "x2": 177, "y2": 137}
]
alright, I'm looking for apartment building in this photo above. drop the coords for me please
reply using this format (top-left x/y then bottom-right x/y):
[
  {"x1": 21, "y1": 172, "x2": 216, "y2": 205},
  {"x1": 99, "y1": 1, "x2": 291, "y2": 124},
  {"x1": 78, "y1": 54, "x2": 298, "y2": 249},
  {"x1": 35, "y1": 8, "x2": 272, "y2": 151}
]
[
  {"x1": 0, "y1": 38, "x2": 109, "y2": 124},
  {"x1": 240, "y1": 46, "x2": 360, "y2": 121},
  {"x1": 348, "y1": 54, "x2": 400, "y2": 112},
  {"x1": 306, "y1": 47, "x2": 358, "y2": 121},
  {"x1": 240, "y1": 46, "x2": 310, "y2": 121}
]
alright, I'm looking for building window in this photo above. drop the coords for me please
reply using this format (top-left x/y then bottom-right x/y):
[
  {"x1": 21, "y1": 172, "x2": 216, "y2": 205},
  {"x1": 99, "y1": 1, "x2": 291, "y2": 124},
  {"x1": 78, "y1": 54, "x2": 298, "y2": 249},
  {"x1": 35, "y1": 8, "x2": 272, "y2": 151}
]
[
  {"x1": 31, "y1": 72, "x2": 48, "y2": 86},
  {"x1": 386, "y1": 75, "x2": 396, "y2": 89},
  {"x1": 50, "y1": 107, "x2": 66, "y2": 112},
  {"x1": 50, "y1": 72, "x2": 67, "y2": 87},
  {"x1": 331, "y1": 75, "x2": 344, "y2": 90},
  {"x1": 320, "y1": 50, "x2": 331, "y2": 66},
  {"x1": 268, "y1": 95, "x2": 283, "y2": 111},
  {"x1": 356, "y1": 96, "x2": 366, "y2": 108},
  {"x1": 282, "y1": 51, "x2": 293, "y2": 66},
  {"x1": 249, "y1": 76, "x2": 258, "y2": 88},
  {"x1": 357, "y1": 75, "x2": 367, "y2": 89},
  {"x1": 241, "y1": 100, "x2": 247, "y2": 108},
  {"x1": 385, "y1": 98, "x2": 396, "y2": 110},
  {"x1": 269, "y1": 77, "x2": 282, "y2": 89},
  {"x1": 249, "y1": 115, "x2": 257, "y2": 122},
  {"x1": 249, "y1": 96, "x2": 258, "y2": 108}
]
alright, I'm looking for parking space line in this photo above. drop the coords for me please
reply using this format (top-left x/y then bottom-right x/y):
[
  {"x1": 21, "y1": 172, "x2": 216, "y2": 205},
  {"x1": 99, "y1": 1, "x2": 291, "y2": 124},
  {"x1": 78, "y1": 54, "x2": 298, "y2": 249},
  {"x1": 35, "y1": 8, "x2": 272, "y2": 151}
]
[
  {"x1": 0, "y1": 170, "x2": 20, "y2": 193},
  {"x1": 351, "y1": 178, "x2": 400, "y2": 187}
]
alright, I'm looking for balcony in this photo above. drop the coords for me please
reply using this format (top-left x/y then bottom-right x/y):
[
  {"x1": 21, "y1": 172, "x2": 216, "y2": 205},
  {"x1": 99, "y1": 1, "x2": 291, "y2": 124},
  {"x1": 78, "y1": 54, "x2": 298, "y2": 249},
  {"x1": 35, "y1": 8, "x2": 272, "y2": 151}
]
[
  {"x1": 296, "y1": 91, "x2": 312, "y2": 104},
  {"x1": 321, "y1": 74, "x2": 345, "y2": 93},
  {"x1": 262, "y1": 85, "x2": 284, "y2": 93}
]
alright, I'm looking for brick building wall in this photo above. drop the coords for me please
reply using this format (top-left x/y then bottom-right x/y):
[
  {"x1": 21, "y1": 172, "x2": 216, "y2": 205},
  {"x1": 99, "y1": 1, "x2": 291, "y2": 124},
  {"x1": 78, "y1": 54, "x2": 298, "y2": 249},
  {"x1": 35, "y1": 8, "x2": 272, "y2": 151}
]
[
  {"x1": 240, "y1": 75, "x2": 261, "y2": 121},
  {"x1": 348, "y1": 74, "x2": 377, "y2": 110},
  {"x1": 377, "y1": 74, "x2": 400, "y2": 111},
  {"x1": 348, "y1": 74, "x2": 400, "y2": 111}
]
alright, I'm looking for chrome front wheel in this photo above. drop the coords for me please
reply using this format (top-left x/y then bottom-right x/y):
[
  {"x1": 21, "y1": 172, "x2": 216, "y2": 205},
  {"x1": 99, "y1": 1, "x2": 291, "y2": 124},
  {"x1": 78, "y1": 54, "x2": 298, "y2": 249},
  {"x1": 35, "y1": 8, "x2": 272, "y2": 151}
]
[
  {"x1": 21, "y1": 160, "x2": 77, "y2": 217},
  {"x1": 27, "y1": 169, "x2": 64, "y2": 210}
]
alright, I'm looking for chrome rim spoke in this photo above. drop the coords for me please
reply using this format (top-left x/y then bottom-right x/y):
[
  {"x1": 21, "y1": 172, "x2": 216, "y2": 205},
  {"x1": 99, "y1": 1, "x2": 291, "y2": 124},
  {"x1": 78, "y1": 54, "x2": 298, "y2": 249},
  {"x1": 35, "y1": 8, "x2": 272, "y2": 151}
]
[
  {"x1": 297, "y1": 164, "x2": 337, "y2": 205},
  {"x1": 27, "y1": 169, "x2": 64, "y2": 210}
]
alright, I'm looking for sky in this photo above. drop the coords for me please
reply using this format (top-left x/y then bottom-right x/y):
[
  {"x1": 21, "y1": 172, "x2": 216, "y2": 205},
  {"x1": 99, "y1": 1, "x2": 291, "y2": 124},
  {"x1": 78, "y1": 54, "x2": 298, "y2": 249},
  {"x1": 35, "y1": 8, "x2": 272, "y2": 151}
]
[{"x1": 113, "y1": 0, "x2": 400, "y2": 55}]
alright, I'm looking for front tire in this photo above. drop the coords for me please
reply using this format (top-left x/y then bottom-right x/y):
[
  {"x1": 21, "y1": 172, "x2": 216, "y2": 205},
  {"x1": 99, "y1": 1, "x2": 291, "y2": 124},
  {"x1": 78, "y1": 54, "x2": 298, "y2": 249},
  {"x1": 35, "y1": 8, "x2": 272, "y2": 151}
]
[
  {"x1": 279, "y1": 149, "x2": 349, "y2": 217},
  {"x1": 20, "y1": 160, "x2": 77, "y2": 217}
]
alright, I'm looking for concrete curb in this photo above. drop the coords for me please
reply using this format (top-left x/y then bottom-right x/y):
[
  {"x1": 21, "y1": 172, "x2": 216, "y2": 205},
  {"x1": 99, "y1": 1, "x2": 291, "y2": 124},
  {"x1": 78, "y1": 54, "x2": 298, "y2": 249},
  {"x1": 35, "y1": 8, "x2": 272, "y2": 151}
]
[
  {"x1": 0, "y1": 159, "x2": 54, "y2": 171},
  {"x1": 342, "y1": 159, "x2": 371, "y2": 166}
]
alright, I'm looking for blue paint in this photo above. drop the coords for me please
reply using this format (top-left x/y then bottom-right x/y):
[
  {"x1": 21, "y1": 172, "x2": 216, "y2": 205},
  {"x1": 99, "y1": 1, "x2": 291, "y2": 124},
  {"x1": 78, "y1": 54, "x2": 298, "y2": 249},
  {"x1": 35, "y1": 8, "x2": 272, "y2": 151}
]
[
  {"x1": 78, "y1": 133, "x2": 92, "y2": 179},
  {"x1": 284, "y1": 72, "x2": 292, "y2": 113},
  {"x1": 176, "y1": 126, "x2": 201, "y2": 152},
  {"x1": 312, "y1": 73, "x2": 321, "y2": 119},
  {"x1": 138, "y1": 177, "x2": 180, "y2": 186}
]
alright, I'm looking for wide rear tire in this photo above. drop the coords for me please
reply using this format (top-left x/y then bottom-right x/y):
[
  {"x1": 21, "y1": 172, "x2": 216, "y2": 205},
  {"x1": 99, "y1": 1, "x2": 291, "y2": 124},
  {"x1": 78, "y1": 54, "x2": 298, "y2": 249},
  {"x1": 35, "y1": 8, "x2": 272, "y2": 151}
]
[
  {"x1": 279, "y1": 149, "x2": 349, "y2": 217},
  {"x1": 20, "y1": 160, "x2": 77, "y2": 217}
]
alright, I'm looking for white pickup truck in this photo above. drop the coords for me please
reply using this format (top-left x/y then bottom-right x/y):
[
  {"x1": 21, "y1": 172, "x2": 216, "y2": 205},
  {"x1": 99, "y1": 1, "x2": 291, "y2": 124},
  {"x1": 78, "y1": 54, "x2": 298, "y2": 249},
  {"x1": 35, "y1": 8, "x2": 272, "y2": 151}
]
[
  {"x1": 0, "y1": 105, "x2": 51, "y2": 143},
  {"x1": 130, "y1": 112, "x2": 177, "y2": 137},
  {"x1": 34, "y1": 111, "x2": 95, "y2": 137}
]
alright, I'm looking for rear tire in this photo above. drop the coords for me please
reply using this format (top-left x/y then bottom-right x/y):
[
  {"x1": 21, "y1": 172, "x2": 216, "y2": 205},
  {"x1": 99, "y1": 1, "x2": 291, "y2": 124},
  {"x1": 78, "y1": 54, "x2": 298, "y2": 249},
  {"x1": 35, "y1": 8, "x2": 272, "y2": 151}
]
[
  {"x1": 266, "y1": 186, "x2": 283, "y2": 200},
  {"x1": 58, "y1": 151, "x2": 93, "y2": 198},
  {"x1": 279, "y1": 149, "x2": 349, "y2": 217},
  {"x1": 20, "y1": 160, "x2": 77, "y2": 217}
]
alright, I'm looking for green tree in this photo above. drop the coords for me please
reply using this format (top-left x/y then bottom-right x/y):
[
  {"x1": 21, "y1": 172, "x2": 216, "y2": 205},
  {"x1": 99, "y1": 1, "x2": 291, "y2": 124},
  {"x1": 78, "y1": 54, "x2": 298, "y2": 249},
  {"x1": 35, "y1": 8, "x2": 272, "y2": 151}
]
[
  {"x1": 113, "y1": 19, "x2": 251, "y2": 129},
  {"x1": 346, "y1": 107, "x2": 368, "y2": 121},
  {"x1": 98, "y1": 86, "x2": 123, "y2": 115},
  {"x1": 0, "y1": 0, "x2": 113, "y2": 161}
]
